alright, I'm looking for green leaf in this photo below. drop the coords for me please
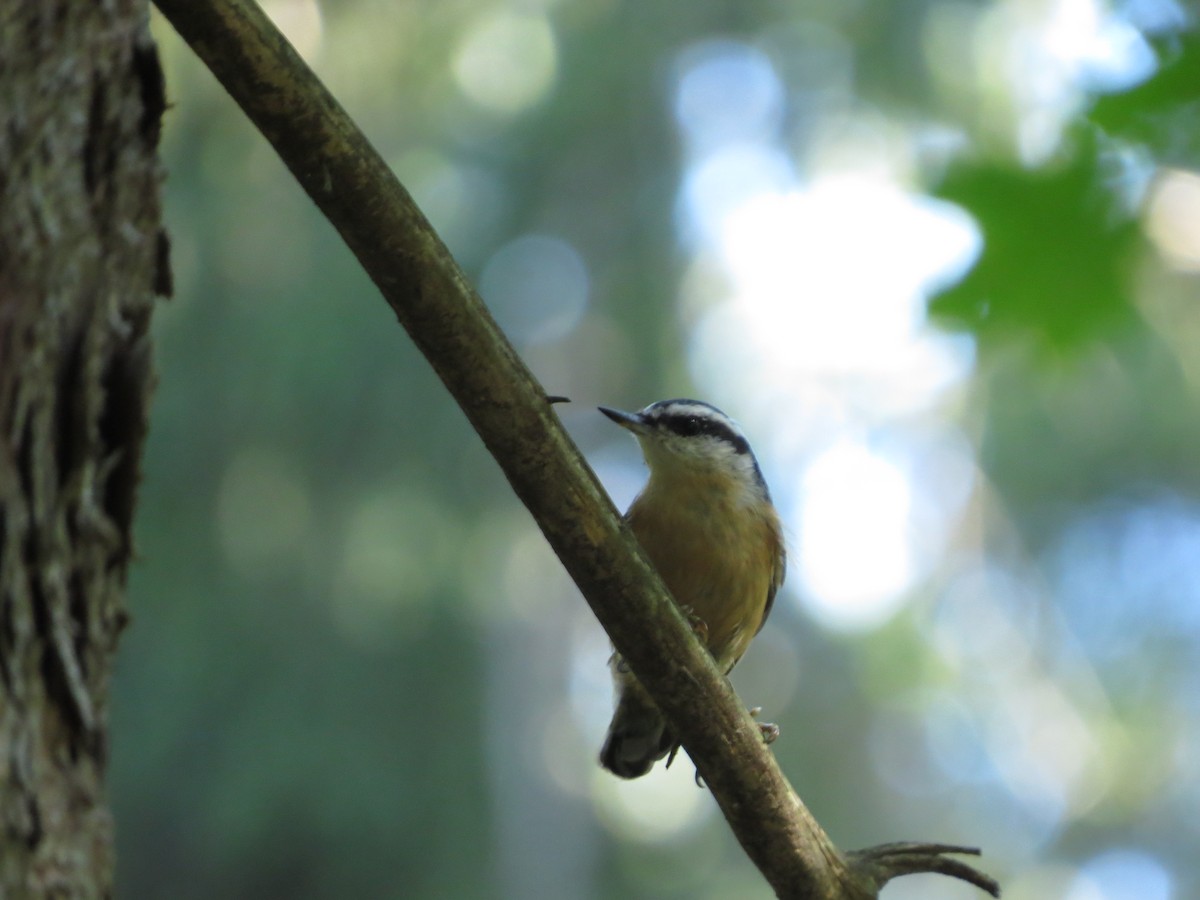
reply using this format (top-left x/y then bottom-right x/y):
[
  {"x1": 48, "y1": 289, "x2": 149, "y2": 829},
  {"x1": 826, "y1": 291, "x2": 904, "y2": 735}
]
[{"x1": 929, "y1": 132, "x2": 1145, "y2": 352}]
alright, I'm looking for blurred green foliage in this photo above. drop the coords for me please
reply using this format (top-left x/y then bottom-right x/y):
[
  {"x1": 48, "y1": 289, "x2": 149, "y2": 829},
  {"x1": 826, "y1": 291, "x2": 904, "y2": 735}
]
[
  {"x1": 931, "y1": 130, "x2": 1147, "y2": 350},
  {"x1": 1091, "y1": 28, "x2": 1200, "y2": 169},
  {"x1": 115, "y1": 2, "x2": 1199, "y2": 899}
]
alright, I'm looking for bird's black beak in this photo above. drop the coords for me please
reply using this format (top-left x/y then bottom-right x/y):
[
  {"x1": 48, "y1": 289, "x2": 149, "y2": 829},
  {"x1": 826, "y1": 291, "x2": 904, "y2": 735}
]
[{"x1": 598, "y1": 406, "x2": 646, "y2": 433}]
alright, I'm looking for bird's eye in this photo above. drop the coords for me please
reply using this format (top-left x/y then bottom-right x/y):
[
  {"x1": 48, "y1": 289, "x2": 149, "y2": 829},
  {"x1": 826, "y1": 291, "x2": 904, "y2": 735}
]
[{"x1": 682, "y1": 416, "x2": 701, "y2": 435}]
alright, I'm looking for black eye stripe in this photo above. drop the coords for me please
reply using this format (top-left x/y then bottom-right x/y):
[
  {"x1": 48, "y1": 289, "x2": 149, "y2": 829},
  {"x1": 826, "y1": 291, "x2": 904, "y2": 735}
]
[
  {"x1": 657, "y1": 412, "x2": 751, "y2": 455},
  {"x1": 636, "y1": 399, "x2": 768, "y2": 492}
]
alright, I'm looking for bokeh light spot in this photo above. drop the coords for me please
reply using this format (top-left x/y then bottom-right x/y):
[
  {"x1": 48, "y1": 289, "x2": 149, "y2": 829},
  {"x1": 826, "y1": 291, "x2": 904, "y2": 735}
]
[
  {"x1": 1144, "y1": 168, "x2": 1200, "y2": 271},
  {"x1": 481, "y1": 234, "x2": 589, "y2": 344},
  {"x1": 329, "y1": 485, "x2": 458, "y2": 646},
  {"x1": 1054, "y1": 495, "x2": 1200, "y2": 661},
  {"x1": 673, "y1": 40, "x2": 784, "y2": 151},
  {"x1": 592, "y1": 758, "x2": 714, "y2": 843},
  {"x1": 796, "y1": 441, "x2": 912, "y2": 629},
  {"x1": 1066, "y1": 849, "x2": 1173, "y2": 900},
  {"x1": 453, "y1": 11, "x2": 557, "y2": 115},
  {"x1": 216, "y1": 447, "x2": 312, "y2": 578}
]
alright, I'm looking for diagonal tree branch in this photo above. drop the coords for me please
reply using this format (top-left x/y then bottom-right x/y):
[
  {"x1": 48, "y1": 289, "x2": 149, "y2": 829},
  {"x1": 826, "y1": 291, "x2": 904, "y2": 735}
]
[{"x1": 148, "y1": 1, "x2": 999, "y2": 896}]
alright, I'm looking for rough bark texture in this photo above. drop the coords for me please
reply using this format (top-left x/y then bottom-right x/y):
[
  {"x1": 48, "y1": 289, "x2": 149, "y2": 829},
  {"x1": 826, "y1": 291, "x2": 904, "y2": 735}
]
[{"x1": 0, "y1": 1, "x2": 166, "y2": 895}]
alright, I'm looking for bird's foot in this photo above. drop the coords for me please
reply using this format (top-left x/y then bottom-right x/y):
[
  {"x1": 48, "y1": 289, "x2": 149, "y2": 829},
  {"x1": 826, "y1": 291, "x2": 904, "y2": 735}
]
[
  {"x1": 749, "y1": 706, "x2": 780, "y2": 745},
  {"x1": 678, "y1": 605, "x2": 709, "y2": 644}
]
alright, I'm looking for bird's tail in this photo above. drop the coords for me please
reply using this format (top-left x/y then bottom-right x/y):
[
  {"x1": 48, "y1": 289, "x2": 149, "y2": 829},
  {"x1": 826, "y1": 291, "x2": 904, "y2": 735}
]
[{"x1": 599, "y1": 679, "x2": 677, "y2": 779}]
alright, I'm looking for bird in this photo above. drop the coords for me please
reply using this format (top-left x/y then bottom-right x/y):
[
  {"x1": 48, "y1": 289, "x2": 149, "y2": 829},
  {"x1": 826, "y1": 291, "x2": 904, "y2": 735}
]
[{"x1": 597, "y1": 399, "x2": 786, "y2": 779}]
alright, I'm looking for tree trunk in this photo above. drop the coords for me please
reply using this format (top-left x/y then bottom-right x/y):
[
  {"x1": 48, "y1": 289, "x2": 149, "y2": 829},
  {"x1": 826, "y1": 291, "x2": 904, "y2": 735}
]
[{"x1": 0, "y1": 1, "x2": 166, "y2": 895}]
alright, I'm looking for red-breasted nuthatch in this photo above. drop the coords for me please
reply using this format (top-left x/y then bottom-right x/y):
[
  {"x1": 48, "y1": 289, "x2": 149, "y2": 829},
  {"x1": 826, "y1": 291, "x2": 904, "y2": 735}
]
[{"x1": 598, "y1": 399, "x2": 787, "y2": 778}]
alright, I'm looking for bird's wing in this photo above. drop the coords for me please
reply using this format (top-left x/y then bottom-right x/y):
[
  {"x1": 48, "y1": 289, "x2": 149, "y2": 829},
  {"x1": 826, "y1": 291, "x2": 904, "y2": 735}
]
[{"x1": 756, "y1": 528, "x2": 786, "y2": 634}]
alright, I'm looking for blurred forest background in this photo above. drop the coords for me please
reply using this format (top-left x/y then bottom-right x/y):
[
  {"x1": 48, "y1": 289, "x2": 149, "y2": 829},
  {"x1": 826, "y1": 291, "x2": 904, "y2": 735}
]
[{"x1": 117, "y1": 0, "x2": 1198, "y2": 897}]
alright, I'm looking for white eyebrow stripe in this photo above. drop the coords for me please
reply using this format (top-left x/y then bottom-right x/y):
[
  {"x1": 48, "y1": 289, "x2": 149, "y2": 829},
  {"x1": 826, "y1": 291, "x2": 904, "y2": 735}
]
[{"x1": 641, "y1": 400, "x2": 754, "y2": 456}]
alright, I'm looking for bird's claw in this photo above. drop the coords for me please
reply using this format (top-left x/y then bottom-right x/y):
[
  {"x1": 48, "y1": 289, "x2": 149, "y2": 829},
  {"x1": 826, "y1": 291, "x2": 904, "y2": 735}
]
[
  {"x1": 690, "y1": 708, "x2": 779, "y2": 789},
  {"x1": 749, "y1": 706, "x2": 780, "y2": 744},
  {"x1": 679, "y1": 605, "x2": 709, "y2": 643}
]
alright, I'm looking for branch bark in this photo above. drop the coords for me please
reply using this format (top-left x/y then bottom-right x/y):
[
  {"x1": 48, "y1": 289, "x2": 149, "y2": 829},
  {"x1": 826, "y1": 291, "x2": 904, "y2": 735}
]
[
  {"x1": 148, "y1": 2, "x2": 999, "y2": 896},
  {"x1": 0, "y1": 0, "x2": 165, "y2": 894}
]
